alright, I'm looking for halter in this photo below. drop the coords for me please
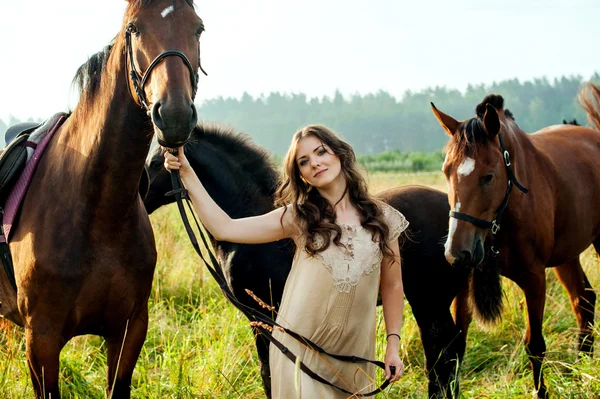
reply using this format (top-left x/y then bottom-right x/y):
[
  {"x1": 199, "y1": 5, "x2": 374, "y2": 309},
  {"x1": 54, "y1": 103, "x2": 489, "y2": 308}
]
[
  {"x1": 449, "y1": 132, "x2": 529, "y2": 255},
  {"x1": 124, "y1": 25, "x2": 208, "y2": 111}
]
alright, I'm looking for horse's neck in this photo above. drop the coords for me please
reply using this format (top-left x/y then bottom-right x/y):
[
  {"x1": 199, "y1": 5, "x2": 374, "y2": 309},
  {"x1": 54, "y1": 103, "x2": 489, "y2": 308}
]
[
  {"x1": 193, "y1": 151, "x2": 276, "y2": 217},
  {"x1": 56, "y1": 49, "x2": 151, "y2": 215},
  {"x1": 501, "y1": 126, "x2": 545, "y2": 225}
]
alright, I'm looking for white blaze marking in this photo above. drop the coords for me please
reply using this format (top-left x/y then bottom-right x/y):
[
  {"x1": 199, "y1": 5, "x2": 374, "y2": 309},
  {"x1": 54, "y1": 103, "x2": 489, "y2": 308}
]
[
  {"x1": 161, "y1": 6, "x2": 175, "y2": 18},
  {"x1": 457, "y1": 157, "x2": 475, "y2": 181},
  {"x1": 445, "y1": 201, "x2": 461, "y2": 264}
]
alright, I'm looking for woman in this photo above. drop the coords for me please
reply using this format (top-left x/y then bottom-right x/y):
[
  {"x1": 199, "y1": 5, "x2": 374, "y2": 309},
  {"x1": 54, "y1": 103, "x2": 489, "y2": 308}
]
[{"x1": 163, "y1": 125, "x2": 408, "y2": 398}]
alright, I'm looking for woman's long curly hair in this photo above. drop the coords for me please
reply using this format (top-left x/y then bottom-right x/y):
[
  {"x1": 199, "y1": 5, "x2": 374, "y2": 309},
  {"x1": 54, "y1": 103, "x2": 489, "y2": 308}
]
[{"x1": 275, "y1": 125, "x2": 395, "y2": 261}]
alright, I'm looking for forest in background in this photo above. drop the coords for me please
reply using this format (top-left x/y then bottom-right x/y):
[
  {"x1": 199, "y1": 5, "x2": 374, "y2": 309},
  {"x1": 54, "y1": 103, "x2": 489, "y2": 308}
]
[{"x1": 2, "y1": 73, "x2": 599, "y2": 167}]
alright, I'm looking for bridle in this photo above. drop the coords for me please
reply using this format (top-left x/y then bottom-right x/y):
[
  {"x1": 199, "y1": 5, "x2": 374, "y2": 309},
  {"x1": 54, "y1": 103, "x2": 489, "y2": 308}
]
[
  {"x1": 449, "y1": 132, "x2": 529, "y2": 255},
  {"x1": 124, "y1": 25, "x2": 208, "y2": 111}
]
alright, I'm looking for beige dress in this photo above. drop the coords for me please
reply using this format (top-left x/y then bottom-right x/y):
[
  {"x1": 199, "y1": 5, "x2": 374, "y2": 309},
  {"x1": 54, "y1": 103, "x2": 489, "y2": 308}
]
[{"x1": 269, "y1": 204, "x2": 408, "y2": 399}]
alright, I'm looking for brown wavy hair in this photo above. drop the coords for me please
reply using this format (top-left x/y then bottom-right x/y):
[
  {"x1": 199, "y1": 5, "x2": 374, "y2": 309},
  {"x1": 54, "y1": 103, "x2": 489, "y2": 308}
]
[{"x1": 275, "y1": 125, "x2": 395, "y2": 261}]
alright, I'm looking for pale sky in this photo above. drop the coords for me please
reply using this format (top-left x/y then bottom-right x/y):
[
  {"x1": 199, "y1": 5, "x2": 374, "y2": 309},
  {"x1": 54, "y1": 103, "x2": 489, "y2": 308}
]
[{"x1": 1, "y1": 0, "x2": 599, "y2": 121}]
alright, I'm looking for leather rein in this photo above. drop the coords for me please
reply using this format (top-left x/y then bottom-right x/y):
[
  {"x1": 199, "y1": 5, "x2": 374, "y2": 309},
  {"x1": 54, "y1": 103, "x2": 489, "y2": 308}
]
[
  {"x1": 449, "y1": 132, "x2": 529, "y2": 255},
  {"x1": 166, "y1": 166, "x2": 395, "y2": 396}
]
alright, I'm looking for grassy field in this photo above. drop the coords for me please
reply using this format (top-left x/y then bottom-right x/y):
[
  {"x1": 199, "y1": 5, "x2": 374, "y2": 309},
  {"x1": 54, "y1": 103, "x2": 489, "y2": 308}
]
[{"x1": 1, "y1": 171, "x2": 600, "y2": 398}]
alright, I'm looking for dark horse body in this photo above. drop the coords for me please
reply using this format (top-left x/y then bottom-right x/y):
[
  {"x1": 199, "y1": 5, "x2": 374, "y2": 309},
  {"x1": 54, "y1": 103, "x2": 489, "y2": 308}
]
[
  {"x1": 432, "y1": 85, "x2": 600, "y2": 398},
  {"x1": 0, "y1": 1, "x2": 204, "y2": 397},
  {"x1": 145, "y1": 125, "x2": 470, "y2": 398}
]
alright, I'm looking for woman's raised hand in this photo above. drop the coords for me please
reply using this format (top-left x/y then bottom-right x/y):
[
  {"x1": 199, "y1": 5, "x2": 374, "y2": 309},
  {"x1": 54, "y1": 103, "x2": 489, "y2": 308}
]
[{"x1": 162, "y1": 146, "x2": 190, "y2": 175}]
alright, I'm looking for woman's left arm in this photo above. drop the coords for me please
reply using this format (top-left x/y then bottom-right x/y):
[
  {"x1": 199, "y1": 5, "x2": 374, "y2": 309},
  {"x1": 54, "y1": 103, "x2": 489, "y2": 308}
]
[{"x1": 380, "y1": 239, "x2": 404, "y2": 382}]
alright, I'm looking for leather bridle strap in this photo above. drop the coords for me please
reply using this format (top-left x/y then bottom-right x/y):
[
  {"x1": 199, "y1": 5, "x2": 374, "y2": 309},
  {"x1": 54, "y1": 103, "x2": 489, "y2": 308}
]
[
  {"x1": 166, "y1": 165, "x2": 393, "y2": 396},
  {"x1": 449, "y1": 131, "x2": 528, "y2": 237},
  {"x1": 124, "y1": 26, "x2": 207, "y2": 111}
]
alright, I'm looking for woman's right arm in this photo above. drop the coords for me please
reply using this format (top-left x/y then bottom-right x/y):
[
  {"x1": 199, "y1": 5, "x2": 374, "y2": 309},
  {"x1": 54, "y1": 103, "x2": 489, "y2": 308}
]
[{"x1": 164, "y1": 148, "x2": 297, "y2": 244}]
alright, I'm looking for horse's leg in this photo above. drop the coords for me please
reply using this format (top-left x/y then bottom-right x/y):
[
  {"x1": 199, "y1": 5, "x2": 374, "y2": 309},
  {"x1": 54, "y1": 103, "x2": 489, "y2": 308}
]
[
  {"x1": 254, "y1": 329, "x2": 272, "y2": 398},
  {"x1": 417, "y1": 311, "x2": 465, "y2": 399},
  {"x1": 105, "y1": 308, "x2": 149, "y2": 399},
  {"x1": 451, "y1": 275, "x2": 473, "y2": 340},
  {"x1": 553, "y1": 258, "x2": 595, "y2": 355},
  {"x1": 514, "y1": 268, "x2": 548, "y2": 399},
  {"x1": 25, "y1": 327, "x2": 64, "y2": 399}
]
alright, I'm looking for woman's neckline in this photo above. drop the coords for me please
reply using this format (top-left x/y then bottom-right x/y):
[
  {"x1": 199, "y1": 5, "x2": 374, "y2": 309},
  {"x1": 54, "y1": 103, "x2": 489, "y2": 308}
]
[{"x1": 337, "y1": 221, "x2": 363, "y2": 228}]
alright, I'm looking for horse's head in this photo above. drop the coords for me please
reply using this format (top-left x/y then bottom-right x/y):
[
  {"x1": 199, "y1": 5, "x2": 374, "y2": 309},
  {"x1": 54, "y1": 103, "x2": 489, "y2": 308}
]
[
  {"x1": 431, "y1": 95, "x2": 516, "y2": 268},
  {"x1": 124, "y1": 0, "x2": 205, "y2": 147}
]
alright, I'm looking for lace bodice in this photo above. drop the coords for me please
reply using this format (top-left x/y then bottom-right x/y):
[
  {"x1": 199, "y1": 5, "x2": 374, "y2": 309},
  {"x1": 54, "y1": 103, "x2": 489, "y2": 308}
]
[{"x1": 299, "y1": 204, "x2": 409, "y2": 293}]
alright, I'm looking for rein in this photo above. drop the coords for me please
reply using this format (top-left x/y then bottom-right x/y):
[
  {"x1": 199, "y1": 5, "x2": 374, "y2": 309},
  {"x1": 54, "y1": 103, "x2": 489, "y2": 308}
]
[
  {"x1": 166, "y1": 165, "x2": 394, "y2": 396},
  {"x1": 449, "y1": 132, "x2": 528, "y2": 255},
  {"x1": 125, "y1": 26, "x2": 208, "y2": 111}
]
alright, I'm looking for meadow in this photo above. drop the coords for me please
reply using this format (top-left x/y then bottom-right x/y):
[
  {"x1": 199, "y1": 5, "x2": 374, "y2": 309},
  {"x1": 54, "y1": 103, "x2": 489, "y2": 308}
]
[{"x1": 1, "y1": 171, "x2": 600, "y2": 398}]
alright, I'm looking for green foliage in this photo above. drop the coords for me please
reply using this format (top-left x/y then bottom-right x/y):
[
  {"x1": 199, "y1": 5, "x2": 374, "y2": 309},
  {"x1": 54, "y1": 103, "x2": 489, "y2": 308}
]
[{"x1": 358, "y1": 150, "x2": 445, "y2": 172}]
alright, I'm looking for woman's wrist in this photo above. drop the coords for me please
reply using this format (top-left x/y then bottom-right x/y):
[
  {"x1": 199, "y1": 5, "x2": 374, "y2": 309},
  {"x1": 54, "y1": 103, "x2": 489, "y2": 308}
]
[{"x1": 386, "y1": 333, "x2": 401, "y2": 342}]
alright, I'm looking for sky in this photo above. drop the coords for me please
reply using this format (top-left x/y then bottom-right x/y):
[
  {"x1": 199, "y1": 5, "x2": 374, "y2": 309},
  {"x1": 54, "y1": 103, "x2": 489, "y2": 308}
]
[{"x1": 1, "y1": 0, "x2": 599, "y2": 121}]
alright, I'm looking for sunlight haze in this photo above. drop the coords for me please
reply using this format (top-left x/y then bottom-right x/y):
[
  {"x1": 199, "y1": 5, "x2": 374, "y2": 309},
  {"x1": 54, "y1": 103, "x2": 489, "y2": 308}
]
[{"x1": 1, "y1": 0, "x2": 599, "y2": 121}]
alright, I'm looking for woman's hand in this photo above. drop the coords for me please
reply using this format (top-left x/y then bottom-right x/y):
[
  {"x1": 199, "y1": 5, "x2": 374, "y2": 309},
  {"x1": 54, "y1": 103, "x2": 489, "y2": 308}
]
[
  {"x1": 384, "y1": 338, "x2": 404, "y2": 383},
  {"x1": 162, "y1": 146, "x2": 191, "y2": 176}
]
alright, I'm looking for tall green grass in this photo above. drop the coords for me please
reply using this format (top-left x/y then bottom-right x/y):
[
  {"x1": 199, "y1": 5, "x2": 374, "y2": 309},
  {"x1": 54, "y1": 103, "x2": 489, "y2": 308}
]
[{"x1": 1, "y1": 172, "x2": 599, "y2": 398}]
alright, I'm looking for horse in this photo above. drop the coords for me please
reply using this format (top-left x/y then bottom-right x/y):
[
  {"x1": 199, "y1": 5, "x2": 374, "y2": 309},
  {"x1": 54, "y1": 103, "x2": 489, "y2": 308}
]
[
  {"x1": 1, "y1": 1, "x2": 204, "y2": 397},
  {"x1": 431, "y1": 84, "x2": 600, "y2": 398},
  {"x1": 144, "y1": 124, "x2": 470, "y2": 398}
]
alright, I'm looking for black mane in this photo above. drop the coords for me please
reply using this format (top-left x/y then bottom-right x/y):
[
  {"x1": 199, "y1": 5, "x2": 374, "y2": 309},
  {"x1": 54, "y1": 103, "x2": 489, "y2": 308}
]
[
  {"x1": 187, "y1": 124, "x2": 280, "y2": 200},
  {"x1": 72, "y1": 44, "x2": 114, "y2": 100}
]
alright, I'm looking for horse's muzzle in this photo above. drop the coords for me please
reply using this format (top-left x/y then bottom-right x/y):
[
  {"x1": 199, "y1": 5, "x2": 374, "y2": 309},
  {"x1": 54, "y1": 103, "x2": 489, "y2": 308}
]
[{"x1": 152, "y1": 99, "x2": 197, "y2": 147}]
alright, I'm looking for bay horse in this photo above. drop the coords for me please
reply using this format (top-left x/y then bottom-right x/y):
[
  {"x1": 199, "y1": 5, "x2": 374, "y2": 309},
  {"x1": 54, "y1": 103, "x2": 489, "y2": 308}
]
[
  {"x1": 431, "y1": 83, "x2": 600, "y2": 398},
  {"x1": 144, "y1": 125, "x2": 470, "y2": 398},
  {"x1": 1, "y1": 0, "x2": 204, "y2": 397}
]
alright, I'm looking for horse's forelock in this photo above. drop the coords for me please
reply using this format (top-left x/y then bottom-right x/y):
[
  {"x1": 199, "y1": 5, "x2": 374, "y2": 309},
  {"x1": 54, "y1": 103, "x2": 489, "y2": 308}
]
[{"x1": 445, "y1": 118, "x2": 489, "y2": 165}]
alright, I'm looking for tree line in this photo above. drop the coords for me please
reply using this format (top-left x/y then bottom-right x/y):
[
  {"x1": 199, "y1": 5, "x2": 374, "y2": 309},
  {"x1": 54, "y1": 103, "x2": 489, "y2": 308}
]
[{"x1": 2, "y1": 73, "x2": 599, "y2": 158}]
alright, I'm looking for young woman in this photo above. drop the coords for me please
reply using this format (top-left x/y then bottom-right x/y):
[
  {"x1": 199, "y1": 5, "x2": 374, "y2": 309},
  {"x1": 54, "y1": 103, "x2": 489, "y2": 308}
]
[{"x1": 163, "y1": 125, "x2": 408, "y2": 398}]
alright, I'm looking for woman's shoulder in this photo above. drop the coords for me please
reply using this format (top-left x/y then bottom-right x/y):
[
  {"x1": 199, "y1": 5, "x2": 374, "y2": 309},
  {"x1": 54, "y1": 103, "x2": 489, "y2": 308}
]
[{"x1": 377, "y1": 201, "x2": 409, "y2": 241}]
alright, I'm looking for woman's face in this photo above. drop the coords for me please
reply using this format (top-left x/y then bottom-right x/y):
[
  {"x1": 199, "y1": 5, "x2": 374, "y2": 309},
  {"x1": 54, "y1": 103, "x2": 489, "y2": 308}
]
[{"x1": 295, "y1": 135, "x2": 342, "y2": 188}]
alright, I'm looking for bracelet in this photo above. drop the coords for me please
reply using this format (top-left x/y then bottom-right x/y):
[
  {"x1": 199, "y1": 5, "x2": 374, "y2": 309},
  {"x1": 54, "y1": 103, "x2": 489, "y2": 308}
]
[{"x1": 386, "y1": 333, "x2": 401, "y2": 341}]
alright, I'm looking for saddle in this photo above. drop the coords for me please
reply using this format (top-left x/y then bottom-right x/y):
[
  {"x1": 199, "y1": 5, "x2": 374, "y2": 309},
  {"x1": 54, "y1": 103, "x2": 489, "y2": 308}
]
[{"x1": 0, "y1": 122, "x2": 41, "y2": 203}]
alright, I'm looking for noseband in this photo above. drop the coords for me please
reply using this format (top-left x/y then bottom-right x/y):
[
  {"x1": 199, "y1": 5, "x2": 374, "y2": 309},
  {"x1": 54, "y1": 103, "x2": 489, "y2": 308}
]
[
  {"x1": 124, "y1": 26, "x2": 208, "y2": 111},
  {"x1": 449, "y1": 132, "x2": 528, "y2": 254}
]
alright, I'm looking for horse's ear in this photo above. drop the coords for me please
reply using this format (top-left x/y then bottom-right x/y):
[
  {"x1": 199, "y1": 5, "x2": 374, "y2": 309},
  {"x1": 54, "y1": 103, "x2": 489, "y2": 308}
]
[
  {"x1": 483, "y1": 103, "x2": 500, "y2": 138},
  {"x1": 431, "y1": 102, "x2": 459, "y2": 136}
]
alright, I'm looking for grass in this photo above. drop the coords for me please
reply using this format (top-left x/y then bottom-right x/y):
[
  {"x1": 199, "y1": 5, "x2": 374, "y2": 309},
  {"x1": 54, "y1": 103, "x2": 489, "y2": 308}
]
[{"x1": 1, "y1": 171, "x2": 600, "y2": 398}]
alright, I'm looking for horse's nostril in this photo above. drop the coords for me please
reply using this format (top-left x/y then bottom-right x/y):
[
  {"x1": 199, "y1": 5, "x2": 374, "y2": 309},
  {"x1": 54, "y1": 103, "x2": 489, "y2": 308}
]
[
  {"x1": 460, "y1": 250, "x2": 472, "y2": 264},
  {"x1": 151, "y1": 102, "x2": 165, "y2": 130}
]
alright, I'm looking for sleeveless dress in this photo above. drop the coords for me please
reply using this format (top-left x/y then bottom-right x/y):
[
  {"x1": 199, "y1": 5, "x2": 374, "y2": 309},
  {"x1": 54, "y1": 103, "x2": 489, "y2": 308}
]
[{"x1": 269, "y1": 204, "x2": 408, "y2": 398}]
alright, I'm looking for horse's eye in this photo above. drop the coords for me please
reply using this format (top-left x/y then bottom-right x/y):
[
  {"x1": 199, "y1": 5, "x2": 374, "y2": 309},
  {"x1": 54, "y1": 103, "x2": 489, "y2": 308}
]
[
  {"x1": 127, "y1": 23, "x2": 140, "y2": 36},
  {"x1": 482, "y1": 174, "x2": 494, "y2": 186}
]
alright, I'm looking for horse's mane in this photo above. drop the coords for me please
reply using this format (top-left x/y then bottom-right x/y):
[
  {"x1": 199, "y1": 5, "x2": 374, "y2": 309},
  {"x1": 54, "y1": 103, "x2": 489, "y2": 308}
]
[
  {"x1": 187, "y1": 124, "x2": 281, "y2": 197},
  {"x1": 72, "y1": 44, "x2": 114, "y2": 101}
]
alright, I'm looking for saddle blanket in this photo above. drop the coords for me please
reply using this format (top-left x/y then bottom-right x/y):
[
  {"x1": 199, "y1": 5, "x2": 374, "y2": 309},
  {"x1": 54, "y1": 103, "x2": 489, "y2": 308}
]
[{"x1": 2, "y1": 113, "x2": 67, "y2": 242}]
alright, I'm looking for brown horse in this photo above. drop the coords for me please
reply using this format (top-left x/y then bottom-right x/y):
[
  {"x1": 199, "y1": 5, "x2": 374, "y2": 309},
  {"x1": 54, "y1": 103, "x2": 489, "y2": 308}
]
[
  {"x1": 430, "y1": 84, "x2": 600, "y2": 398},
  {"x1": 0, "y1": 1, "x2": 204, "y2": 397}
]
